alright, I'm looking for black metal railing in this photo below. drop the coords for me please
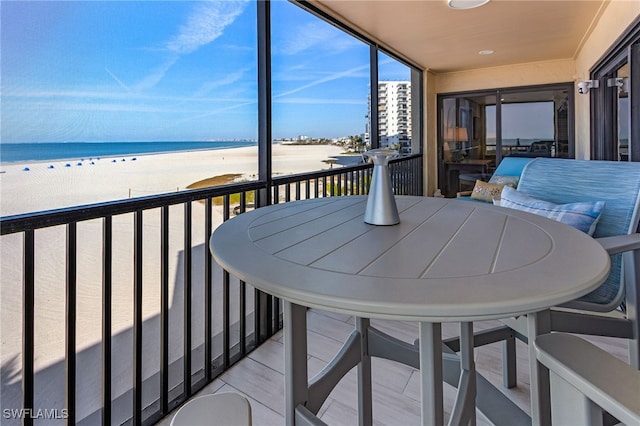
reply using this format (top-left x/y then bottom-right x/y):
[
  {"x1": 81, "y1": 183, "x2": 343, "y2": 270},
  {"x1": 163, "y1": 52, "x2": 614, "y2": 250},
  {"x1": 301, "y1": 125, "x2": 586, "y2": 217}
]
[{"x1": 0, "y1": 154, "x2": 422, "y2": 426}]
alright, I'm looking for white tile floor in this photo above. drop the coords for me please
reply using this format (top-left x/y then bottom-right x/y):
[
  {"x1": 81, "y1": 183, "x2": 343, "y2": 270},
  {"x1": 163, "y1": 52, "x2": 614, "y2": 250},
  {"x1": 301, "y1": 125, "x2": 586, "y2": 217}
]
[{"x1": 156, "y1": 309, "x2": 628, "y2": 426}]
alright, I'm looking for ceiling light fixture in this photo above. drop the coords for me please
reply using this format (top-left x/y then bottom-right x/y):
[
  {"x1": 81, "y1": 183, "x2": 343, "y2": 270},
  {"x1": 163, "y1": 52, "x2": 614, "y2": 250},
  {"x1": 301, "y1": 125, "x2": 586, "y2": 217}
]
[
  {"x1": 448, "y1": 0, "x2": 490, "y2": 10},
  {"x1": 479, "y1": 50, "x2": 495, "y2": 55}
]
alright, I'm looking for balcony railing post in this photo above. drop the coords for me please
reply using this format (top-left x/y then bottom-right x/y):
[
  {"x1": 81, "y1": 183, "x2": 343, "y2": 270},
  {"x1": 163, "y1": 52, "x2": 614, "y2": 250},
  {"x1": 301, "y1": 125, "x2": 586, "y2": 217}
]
[
  {"x1": 240, "y1": 280, "x2": 247, "y2": 356},
  {"x1": 102, "y1": 216, "x2": 113, "y2": 426},
  {"x1": 204, "y1": 199, "x2": 213, "y2": 383},
  {"x1": 222, "y1": 196, "x2": 231, "y2": 369},
  {"x1": 133, "y1": 210, "x2": 143, "y2": 426},
  {"x1": 160, "y1": 206, "x2": 170, "y2": 416},
  {"x1": 23, "y1": 229, "x2": 35, "y2": 426},
  {"x1": 65, "y1": 222, "x2": 77, "y2": 426},
  {"x1": 183, "y1": 202, "x2": 192, "y2": 397}
]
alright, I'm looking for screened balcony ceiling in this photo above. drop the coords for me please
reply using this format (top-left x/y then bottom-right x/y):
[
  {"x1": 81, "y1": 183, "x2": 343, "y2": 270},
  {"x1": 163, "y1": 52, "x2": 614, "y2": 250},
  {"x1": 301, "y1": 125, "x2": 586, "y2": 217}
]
[{"x1": 311, "y1": 0, "x2": 607, "y2": 73}]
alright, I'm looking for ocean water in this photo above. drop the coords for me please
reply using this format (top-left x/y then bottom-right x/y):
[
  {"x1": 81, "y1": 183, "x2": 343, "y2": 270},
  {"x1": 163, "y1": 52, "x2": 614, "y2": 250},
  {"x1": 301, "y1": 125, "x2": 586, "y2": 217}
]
[{"x1": 0, "y1": 141, "x2": 257, "y2": 164}]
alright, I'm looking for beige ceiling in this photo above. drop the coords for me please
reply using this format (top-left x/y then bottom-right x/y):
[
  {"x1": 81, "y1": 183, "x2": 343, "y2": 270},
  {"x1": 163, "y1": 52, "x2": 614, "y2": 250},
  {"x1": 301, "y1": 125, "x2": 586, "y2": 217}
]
[{"x1": 311, "y1": 0, "x2": 609, "y2": 73}]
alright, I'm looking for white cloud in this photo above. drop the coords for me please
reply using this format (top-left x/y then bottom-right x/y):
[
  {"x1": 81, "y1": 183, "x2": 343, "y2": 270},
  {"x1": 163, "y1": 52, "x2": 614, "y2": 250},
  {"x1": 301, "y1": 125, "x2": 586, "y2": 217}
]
[
  {"x1": 274, "y1": 67, "x2": 369, "y2": 83},
  {"x1": 7, "y1": 97, "x2": 257, "y2": 115},
  {"x1": 276, "y1": 21, "x2": 358, "y2": 56},
  {"x1": 132, "y1": 0, "x2": 248, "y2": 91},
  {"x1": 166, "y1": 0, "x2": 248, "y2": 55},
  {"x1": 274, "y1": 63, "x2": 369, "y2": 98},
  {"x1": 278, "y1": 22, "x2": 332, "y2": 55},
  {"x1": 105, "y1": 68, "x2": 131, "y2": 91},
  {"x1": 191, "y1": 67, "x2": 251, "y2": 98},
  {"x1": 134, "y1": 55, "x2": 179, "y2": 91},
  {"x1": 274, "y1": 97, "x2": 366, "y2": 105},
  {"x1": 158, "y1": 99, "x2": 257, "y2": 129},
  {"x1": 4, "y1": 87, "x2": 252, "y2": 107}
]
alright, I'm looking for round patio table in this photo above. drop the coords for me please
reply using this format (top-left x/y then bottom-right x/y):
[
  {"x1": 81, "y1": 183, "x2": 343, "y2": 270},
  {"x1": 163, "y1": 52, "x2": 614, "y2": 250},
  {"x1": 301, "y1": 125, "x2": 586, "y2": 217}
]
[{"x1": 210, "y1": 195, "x2": 610, "y2": 425}]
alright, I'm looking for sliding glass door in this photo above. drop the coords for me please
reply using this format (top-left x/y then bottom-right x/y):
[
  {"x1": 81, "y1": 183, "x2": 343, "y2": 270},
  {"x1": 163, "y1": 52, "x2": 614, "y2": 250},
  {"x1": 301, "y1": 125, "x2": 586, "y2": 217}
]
[
  {"x1": 617, "y1": 63, "x2": 630, "y2": 161},
  {"x1": 591, "y1": 21, "x2": 639, "y2": 161},
  {"x1": 438, "y1": 83, "x2": 574, "y2": 196},
  {"x1": 499, "y1": 91, "x2": 571, "y2": 160}
]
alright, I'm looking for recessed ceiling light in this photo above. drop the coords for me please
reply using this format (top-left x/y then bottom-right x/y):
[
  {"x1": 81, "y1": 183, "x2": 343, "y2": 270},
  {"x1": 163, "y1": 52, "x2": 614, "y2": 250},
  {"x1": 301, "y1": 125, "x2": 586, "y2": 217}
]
[
  {"x1": 448, "y1": 0, "x2": 490, "y2": 10},
  {"x1": 479, "y1": 50, "x2": 495, "y2": 55}
]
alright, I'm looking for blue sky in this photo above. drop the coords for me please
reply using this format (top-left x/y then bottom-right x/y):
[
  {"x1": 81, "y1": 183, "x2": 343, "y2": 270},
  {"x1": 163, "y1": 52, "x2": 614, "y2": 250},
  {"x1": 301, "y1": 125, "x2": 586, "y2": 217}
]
[{"x1": 1, "y1": 0, "x2": 410, "y2": 143}]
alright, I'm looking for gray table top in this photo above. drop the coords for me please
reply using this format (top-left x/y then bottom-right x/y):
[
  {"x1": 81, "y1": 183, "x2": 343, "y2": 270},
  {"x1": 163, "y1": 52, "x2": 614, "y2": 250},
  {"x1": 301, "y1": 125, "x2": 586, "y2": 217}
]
[{"x1": 210, "y1": 196, "x2": 610, "y2": 322}]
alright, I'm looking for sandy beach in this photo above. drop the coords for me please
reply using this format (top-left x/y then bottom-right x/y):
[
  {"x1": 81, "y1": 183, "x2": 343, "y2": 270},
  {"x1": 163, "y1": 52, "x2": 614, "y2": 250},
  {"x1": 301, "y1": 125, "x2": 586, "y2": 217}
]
[
  {"x1": 0, "y1": 143, "x2": 346, "y2": 424},
  {"x1": 0, "y1": 143, "x2": 346, "y2": 216}
]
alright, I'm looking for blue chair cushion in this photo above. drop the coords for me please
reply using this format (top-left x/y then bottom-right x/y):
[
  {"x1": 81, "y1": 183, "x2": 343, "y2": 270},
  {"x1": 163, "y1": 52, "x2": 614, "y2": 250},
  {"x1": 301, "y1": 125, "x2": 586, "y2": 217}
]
[
  {"x1": 516, "y1": 158, "x2": 640, "y2": 307},
  {"x1": 499, "y1": 186, "x2": 605, "y2": 236},
  {"x1": 493, "y1": 157, "x2": 536, "y2": 176}
]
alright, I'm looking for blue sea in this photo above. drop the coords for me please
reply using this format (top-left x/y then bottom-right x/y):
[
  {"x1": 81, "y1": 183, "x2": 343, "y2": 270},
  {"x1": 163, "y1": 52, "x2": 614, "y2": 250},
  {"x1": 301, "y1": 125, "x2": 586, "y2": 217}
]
[{"x1": 0, "y1": 141, "x2": 257, "y2": 164}]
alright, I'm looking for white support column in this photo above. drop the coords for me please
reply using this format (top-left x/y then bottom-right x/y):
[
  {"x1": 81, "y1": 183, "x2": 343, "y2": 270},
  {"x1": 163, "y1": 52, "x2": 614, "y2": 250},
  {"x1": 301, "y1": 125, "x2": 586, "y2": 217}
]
[
  {"x1": 419, "y1": 321, "x2": 443, "y2": 426},
  {"x1": 356, "y1": 318, "x2": 372, "y2": 426},
  {"x1": 284, "y1": 301, "x2": 309, "y2": 426},
  {"x1": 449, "y1": 322, "x2": 477, "y2": 426},
  {"x1": 528, "y1": 311, "x2": 551, "y2": 426},
  {"x1": 549, "y1": 371, "x2": 603, "y2": 426}
]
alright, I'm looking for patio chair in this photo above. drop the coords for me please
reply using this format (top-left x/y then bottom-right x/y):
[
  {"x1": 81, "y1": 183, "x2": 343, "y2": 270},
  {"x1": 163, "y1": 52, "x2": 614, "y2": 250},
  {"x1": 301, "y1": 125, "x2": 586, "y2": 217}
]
[
  {"x1": 534, "y1": 333, "x2": 640, "y2": 425},
  {"x1": 456, "y1": 156, "x2": 535, "y2": 200},
  {"x1": 494, "y1": 158, "x2": 640, "y2": 424},
  {"x1": 528, "y1": 140, "x2": 553, "y2": 155},
  {"x1": 170, "y1": 393, "x2": 252, "y2": 426}
]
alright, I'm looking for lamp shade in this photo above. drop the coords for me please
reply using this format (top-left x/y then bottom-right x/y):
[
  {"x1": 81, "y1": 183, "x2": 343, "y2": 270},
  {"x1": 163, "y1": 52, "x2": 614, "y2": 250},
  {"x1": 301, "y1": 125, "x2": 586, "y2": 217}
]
[{"x1": 444, "y1": 127, "x2": 469, "y2": 142}]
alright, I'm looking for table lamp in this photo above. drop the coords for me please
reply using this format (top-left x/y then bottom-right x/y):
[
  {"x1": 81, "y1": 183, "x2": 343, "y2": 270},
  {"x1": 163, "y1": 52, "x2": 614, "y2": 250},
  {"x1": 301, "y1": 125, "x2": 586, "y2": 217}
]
[{"x1": 444, "y1": 127, "x2": 468, "y2": 162}]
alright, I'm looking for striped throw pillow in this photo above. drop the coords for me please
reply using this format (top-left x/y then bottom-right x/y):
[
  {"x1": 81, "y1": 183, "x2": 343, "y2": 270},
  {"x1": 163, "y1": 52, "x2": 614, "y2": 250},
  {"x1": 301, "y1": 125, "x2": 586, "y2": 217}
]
[{"x1": 499, "y1": 186, "x2": 605, "y2": 236}]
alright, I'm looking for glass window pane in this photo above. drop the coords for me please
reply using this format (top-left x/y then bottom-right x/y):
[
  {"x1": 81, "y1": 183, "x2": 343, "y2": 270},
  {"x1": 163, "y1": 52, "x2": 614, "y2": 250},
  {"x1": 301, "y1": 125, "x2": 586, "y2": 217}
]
[
  {"x1": 377, "y1": 52, "x2": 412, "y2": 154},
  {"x1": 501, "y1": 101, "x2": 555, "y2": 156},
  {"x1": 617, "y1": 63, "x2": 630, "y2": 161},
  {"x1": 1, "y1": 1, "x2": 258, "y2": 214},
  {"x1": 271, "y1": 1, "x2": 370, "y2": 176},
  {"x1": 590, "y1": 26, "x2": 638, "y2": 161},
  {"x1": 486, "y1": 104, "x2": 497, "y2": 156},
  {"x1": 1, "y1": 3, "x2": 259, "y2": 424},
  {"x1": 500, "y1": 90, "x2": 570, "y2": 159},
  {"x1": 437, "y1": 85, "x2": 572, "y2": 196},
  {"x1": 439, "y1": 95, "x2": 494, "y2": 196}
]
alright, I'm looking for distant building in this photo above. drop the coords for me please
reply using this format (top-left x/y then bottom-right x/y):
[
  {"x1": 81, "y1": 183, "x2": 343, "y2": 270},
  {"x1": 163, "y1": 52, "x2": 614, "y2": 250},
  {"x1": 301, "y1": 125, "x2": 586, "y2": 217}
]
[{"x1": 366, "y1": 81, "x2": 412, "y2": 154}]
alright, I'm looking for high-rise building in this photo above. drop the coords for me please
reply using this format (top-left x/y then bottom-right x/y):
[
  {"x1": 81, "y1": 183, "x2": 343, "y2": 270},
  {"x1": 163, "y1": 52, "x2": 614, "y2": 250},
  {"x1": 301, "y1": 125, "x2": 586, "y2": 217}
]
[{"x1": 366, "y1": 81, "x2": 412, "y2": 154}]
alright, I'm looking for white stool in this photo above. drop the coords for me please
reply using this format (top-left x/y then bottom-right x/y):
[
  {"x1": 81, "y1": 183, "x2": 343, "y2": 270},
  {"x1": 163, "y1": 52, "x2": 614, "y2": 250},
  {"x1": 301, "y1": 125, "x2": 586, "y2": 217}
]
[{"x1": 170, "y1": 393, "x2": 252, "y2": 426}]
